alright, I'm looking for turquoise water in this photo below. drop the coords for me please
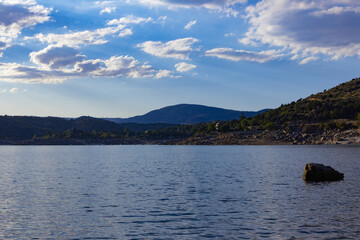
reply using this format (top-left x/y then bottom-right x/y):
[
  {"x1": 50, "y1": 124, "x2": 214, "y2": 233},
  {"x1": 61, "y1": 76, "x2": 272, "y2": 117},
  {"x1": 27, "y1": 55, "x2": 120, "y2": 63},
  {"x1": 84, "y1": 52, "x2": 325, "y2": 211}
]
[{"x1": 0, "y1": 145, "x2": 359, "y2": 239}]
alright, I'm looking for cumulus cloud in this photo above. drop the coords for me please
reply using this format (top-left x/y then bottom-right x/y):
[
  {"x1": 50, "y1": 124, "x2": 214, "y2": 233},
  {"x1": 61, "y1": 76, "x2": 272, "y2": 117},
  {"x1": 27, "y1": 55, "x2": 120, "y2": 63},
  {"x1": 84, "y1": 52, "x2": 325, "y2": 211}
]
[
  {"x1": 0, "y1": 62, "x2": 69, "y2": 83},
  {"x1": 184, "y1": 20, "x2": 197, "y2": 30},
  {"x1": 95, "y1": 1, "x2": 116, "y2": 15},
  {"x1": 137, "y1": 37, "x2": 199, "y2": 60},
  {"x1": 240, "y1": 0, "x2": 360, "y2": 63},
  {"x1": 0, "y1": 1, "x2": 51, "y2": 55},
  {"x1": 27, "y1": 15, "x2": 154, "y2": 47},
  {"x1": 0, "y1": 53, "x2": 160, "y2": 84},
  {"x1": 28, "y1": 25, "x2": 126, "y2": 47},
  {"x1": 94, "y1": 56, "x2": 154, "y2": 78},
  {"x1": 118, "y1": 28, "x2": 133, "y2": 37},
  {"x1": 205, "y1": 48, "x2": 282, "y2": 63},
  {"x1": 100, "y1": 7, "x2": 116, "y2": 15},
  {"x1": 30, "y1": 45, "x2": 85, "y2": 69},
  {"x1": 155, "y1": 69, "x2": 171, "y2": 79},
  {"x1": 1, "y1": 9, "x2": 172, "y2": 84},
  {"x1": 0, "y1": 1, "x2": 51, "y2": 38},
  {"x1": 136, "y1": 0, "x2": 247, "y2": 16},
  {"x1": 175, "y1": 62, "x2": 196, "y2": 72},
  {"x1": 155, "y1": 69, "x2": 180, "y2": 79}
]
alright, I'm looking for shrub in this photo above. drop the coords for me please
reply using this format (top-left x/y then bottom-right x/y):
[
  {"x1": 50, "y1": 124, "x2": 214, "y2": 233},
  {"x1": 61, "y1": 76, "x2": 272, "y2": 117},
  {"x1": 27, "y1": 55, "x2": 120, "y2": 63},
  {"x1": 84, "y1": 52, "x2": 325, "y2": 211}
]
[{"x1": 264, "y1": 122, "x2": 276, "y2": 130}]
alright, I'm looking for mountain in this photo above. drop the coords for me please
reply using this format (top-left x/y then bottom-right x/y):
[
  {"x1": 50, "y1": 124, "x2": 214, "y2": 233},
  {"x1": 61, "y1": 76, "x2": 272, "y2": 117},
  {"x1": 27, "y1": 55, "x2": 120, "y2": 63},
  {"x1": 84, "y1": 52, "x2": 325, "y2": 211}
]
[
  {"x1": 171, "y1": 78, "x2": 360, "y2": 145},
  {"x1": 105, "y1": 104, "x2": 269, "y2": 124}
]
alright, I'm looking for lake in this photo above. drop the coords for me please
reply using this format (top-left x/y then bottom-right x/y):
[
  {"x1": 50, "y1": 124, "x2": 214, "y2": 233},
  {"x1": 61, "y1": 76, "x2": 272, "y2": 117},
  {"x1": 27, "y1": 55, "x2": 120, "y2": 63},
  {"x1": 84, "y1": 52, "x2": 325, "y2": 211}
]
[{"x1": 0, "y1": 145, "x2": 359, "y2": 239}]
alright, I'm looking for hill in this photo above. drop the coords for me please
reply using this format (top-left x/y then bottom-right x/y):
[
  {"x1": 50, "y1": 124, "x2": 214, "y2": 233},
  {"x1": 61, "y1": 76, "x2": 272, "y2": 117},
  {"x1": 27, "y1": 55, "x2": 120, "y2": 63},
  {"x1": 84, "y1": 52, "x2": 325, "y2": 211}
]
[
  {"x1": 105, "y1": 104, "x2": 268, "y2": 124},
  {"x1": 170, "y1": 78, "x2": 360, "y2": 145},
  {"x1": 0, "y1": 115, "x2": 174, "y2": 142}
]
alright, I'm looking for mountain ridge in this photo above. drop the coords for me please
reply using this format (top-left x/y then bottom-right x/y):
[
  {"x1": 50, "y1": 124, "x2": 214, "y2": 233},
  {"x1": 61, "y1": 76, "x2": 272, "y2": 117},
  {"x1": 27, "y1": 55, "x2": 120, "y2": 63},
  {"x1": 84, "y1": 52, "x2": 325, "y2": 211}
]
[
  {"x1": 0, "y1": 104, "x2": 266, "y2": 142},
  {"x1": 104, "y1": 104, "x2": 269, "y2": 124}
]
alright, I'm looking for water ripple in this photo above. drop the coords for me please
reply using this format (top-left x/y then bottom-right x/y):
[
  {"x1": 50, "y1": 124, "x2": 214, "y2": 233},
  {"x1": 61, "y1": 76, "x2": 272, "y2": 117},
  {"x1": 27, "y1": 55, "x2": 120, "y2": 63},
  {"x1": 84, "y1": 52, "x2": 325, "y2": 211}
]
[{"x1": 0, "y1": 145, "x2": 359, "y2": 239}]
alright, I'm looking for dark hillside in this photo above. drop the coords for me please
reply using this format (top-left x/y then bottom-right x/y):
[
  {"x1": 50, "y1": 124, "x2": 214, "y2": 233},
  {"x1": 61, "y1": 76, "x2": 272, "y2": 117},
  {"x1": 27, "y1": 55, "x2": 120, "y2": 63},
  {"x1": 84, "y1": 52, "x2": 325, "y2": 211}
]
[
  {"x1": 0, "y1": 116, "x2": 175, "y2": 141},
  {"x1": 210, "y1": 77, "x2": 360, "y2": 132},
  {"x1": 265, "y1": 77, "x2": 360, "y2": 124},
  {"x1": 0, "y1": 116, "x2": 72, "y2": 140},
  {"x1": 106, "y1": 104, "x2": 268, "y2": 124},
  {"x1": 172, "y1": 78, "x2": 360, "y2": 145}
]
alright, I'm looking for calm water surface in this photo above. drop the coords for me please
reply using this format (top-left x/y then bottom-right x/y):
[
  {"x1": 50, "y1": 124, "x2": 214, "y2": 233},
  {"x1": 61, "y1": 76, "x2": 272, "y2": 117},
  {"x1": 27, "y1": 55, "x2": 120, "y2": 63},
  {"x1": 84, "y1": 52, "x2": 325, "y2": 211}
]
[{"x1": 0, "y1": 145, "x2": 359, "y2": 239}]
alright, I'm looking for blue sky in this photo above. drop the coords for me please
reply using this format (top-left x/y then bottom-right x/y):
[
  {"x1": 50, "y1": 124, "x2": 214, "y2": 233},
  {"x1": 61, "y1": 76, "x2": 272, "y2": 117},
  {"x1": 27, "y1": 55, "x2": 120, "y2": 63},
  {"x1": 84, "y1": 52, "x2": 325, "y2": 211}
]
[{"x1": 0, "y1": 0, "x2": 359, "y2": 117}]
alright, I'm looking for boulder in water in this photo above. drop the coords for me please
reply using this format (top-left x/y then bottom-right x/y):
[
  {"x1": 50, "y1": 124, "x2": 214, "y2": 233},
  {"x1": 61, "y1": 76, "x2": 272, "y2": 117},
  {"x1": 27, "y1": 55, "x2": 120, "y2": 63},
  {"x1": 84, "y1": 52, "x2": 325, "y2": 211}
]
[{"x1": 303, "y1": 163, "x2": 344, "y2": 181}]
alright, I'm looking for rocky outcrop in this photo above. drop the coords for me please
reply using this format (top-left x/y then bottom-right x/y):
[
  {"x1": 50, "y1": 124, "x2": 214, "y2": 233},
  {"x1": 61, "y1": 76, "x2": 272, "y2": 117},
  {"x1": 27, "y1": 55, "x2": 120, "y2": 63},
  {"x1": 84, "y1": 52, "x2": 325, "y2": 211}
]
[{"x1": 302, "y1": 163, "x2": 344, "y2": 182}]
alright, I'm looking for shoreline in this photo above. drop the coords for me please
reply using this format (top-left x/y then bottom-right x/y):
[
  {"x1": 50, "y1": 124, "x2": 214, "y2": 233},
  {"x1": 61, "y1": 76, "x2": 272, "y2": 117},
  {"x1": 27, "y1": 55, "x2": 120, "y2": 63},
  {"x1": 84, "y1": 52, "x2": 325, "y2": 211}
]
[{"x1": 1, "y1": 129, "x2": 359, "y2": 146}]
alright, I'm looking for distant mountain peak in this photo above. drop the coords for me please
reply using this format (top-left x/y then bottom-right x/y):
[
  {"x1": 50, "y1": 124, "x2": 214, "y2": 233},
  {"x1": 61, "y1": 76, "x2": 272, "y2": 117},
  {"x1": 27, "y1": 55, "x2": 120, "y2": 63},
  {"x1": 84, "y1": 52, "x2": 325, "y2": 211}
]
[{"x1": 105, "y1": 104, "x2": 268, "y2": 124}]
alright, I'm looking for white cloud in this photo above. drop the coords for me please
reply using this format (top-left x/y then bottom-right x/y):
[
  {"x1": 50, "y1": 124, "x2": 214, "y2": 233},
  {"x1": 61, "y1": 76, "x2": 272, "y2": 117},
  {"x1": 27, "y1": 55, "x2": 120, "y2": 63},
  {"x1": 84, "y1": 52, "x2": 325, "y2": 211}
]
[
  {"x1": 137, "y1": 37, "x2": 199, "y2": 60},
  {"x1": 9, "y1": 87, "x2": 18, "y2": 93},
  {"x1": 0, "y1": 54, "x2": 163, "y2": 84},
  {"x1": 175, "y1": 62, "x2": 196, "y2": 72},
  {"x1": 100, "y1": 7, "x2": 116, "y2": 15},
  {"x1": 224, "y1": 33, "x2": 235, "y2": 37},
  {"x1": 0, "y1": 2, "x2": 51, "y2": 38},
  {"x1": 0, "y1": 1, "x2": 51, "y2": 55},
  {"x1": 27, "y1": 15, "x2": 154, "y2": 47},
  {"x1": 107, "y1": 15, "x2": 153, "y2": 26},
  {"x1": 184, "y1": 20, "x2": 197, "y2": 30},
  {"x1": 157, "y1": 16, "x2": 167, "y2": 25},
  {"x1": 155, "y1": 69, "x2": 171, "y2": 79},
  {"x1": 30, "y1": 45, "x2": 85, "y2": 69},
  {"x1": 94, "y1": 56, "x2": 154, "y2": 78},
  {"x1": 95, "y1": 1, "x2": 116, "y2": 15},
  {"x1": 74, "y1": 59, "x2": 103, "y2": 74},
  {"x1": 1, "y1": 1, "x2": 37, "y2": 5},
  {"x1": 299, "y1": 56, "x2": 318, "y2": 65},
  {"x1": 155, "y1": 69, "x2": 180, "y2": 79},
  {"x1": 240, "y1": 0, "x2": 360, "y2": 63},
  {"x1": 135, "y1": 0, "x2": 247, "y2": 16},
  {"x1": 118, "y1": 28, "x2": 132, "y2": 37},
  {"x1": 0, "y1": 37, "x2": 11, "y2": 56},
  {"x1": 0, "y1": 62, "x2": 70, "y2": 83},
  {"x1": 28, "y1": 25, "x2": 125, "y2": 47},
  {"x1": 0, "y1": 87, "x2": 21, "y2": 93},
  {"x1": 205, "y1": 48, "x2": 282, "y2": 63}
]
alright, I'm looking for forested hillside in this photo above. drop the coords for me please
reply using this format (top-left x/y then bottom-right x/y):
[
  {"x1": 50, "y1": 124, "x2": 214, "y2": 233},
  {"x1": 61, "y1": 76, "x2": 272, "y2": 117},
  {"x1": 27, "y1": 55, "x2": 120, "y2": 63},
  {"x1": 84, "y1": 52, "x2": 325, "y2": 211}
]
[{"x1": 197, "y1": 77, "x2": 360, "y2": 134}]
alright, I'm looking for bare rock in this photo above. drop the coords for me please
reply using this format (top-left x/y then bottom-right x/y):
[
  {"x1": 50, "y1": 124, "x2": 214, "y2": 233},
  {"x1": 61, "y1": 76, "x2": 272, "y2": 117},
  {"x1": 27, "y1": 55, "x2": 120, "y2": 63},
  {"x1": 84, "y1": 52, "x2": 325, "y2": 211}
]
[{"x1": 303, "y1": 163, "x2": 344, "y2": 181}]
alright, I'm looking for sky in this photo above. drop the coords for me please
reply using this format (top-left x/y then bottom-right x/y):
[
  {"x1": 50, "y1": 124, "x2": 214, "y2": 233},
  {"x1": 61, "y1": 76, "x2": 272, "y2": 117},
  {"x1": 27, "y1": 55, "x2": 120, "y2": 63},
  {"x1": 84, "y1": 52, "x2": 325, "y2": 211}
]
[{"x1": 0, "y1": 0, "x2": 359, "y2": 118}]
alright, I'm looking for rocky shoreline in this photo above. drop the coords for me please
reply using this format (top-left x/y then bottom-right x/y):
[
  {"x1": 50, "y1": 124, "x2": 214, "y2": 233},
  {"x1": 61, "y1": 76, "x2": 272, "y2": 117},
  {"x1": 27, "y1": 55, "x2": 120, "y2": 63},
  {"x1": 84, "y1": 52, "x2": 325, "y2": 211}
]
[
  {"x1": 164, "y1": 129, "x2": 360, "y2": 145},
  {"x1": 1, "y1": 129, "x2": 359, "y2": 145}
]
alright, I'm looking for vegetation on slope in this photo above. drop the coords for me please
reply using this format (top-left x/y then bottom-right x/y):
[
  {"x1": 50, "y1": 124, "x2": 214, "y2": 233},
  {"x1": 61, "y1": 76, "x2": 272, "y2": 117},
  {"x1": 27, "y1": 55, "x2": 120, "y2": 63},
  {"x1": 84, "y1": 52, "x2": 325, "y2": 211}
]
[
  {"x1": 192, "y1": 77, "x2": 360, "y2": 135},
  {"x1": 0, "y1": 115, "x2": 174, "y2": 142}
]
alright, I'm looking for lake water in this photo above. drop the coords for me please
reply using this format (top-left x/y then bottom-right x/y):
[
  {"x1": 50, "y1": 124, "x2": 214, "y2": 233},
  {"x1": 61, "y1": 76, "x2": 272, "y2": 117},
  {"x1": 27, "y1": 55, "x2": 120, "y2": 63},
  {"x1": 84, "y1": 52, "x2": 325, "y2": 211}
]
[{"x1": 0, "y1": 145, "x2": 359, "y2": 239}]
